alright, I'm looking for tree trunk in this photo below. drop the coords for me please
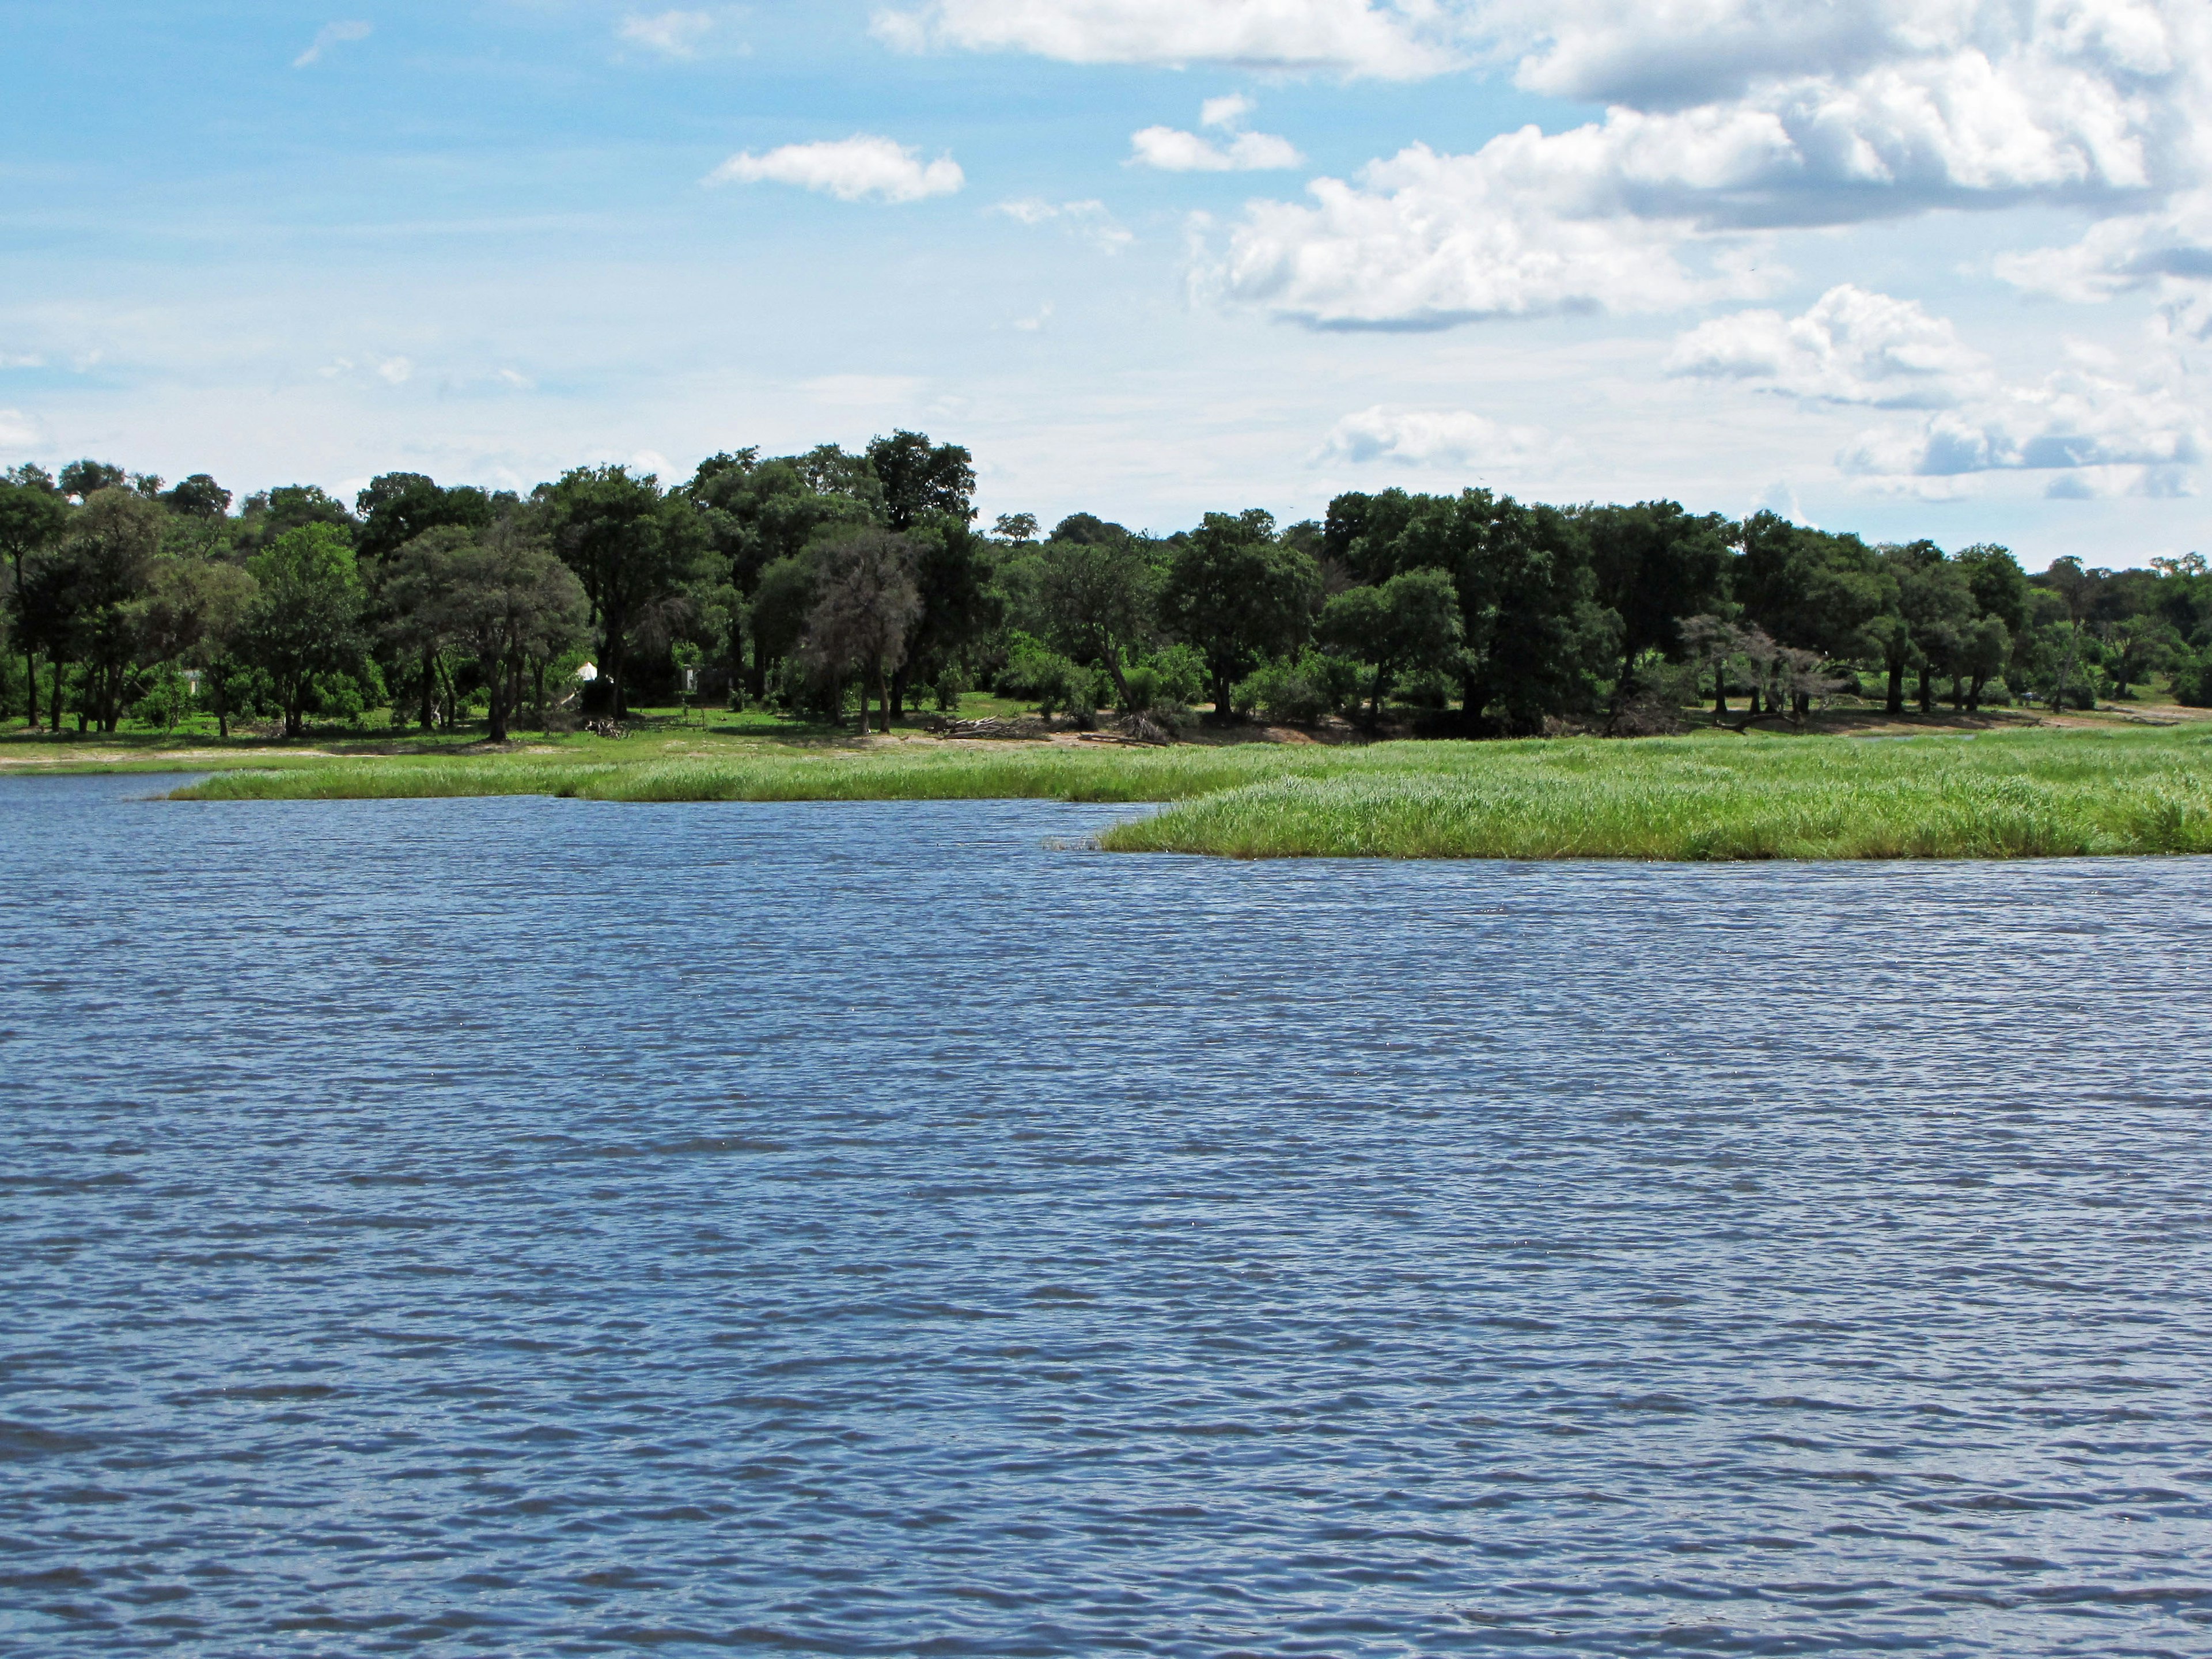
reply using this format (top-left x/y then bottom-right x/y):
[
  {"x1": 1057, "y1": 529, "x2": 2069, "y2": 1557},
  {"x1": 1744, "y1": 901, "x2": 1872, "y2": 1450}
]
[
  {"x1": 877, "y1": 660, "x2": 893, "y2": 733},
  {"x1": 1885, "y1": 657, "x2": 1905, "y2": 717},
  {"x1": 418, "y1": 647, "x2": 435, "y2": 729},
  {"x1": 1916, "y1": 661, "x2": 1933, "y2": 714},
  {"x1": 50, "y1": 662, "x2": 64, "y2": 731},
  {"x1": 1711, "y1": 662, "x2": 1727, "y2": 719},
  {"x1": 21, "y1": 652, "x2": 34, "y2": 728},
  {"x1": 889, "y1": 664, "x2": 907, "y2": 720}
]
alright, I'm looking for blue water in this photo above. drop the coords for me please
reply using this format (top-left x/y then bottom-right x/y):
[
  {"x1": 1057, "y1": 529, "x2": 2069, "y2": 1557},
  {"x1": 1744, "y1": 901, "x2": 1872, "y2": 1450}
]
[{"x1": 3, "y1": 771, "x2": 2210, "y2": 1657}]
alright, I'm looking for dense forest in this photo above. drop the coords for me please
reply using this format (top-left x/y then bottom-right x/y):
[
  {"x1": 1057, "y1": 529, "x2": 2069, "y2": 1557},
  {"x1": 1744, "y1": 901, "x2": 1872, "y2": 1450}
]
[{"x1": 2, "y1": 435, "x2": 2207, "y2": 741}]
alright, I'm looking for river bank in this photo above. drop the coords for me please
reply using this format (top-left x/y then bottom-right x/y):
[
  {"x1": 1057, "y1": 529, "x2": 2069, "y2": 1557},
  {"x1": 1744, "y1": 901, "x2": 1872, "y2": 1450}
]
[{"x1": 118, "y1": 723, "x2": 2211, "y2": 862}]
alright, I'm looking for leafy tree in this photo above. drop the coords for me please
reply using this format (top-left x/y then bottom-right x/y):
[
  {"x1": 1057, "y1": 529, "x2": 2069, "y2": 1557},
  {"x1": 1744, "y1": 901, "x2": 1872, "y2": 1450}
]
[
  {"x1": 683, "y1": 451, "x2": 877, "y2": 696},
  {"x1": 1049, "y1": 512, "x2": 1128, "y2": 546},
  {"x1": 802, "y1": 529, "x2": 921, "y2": 733},
  {"x1": 748, "y1": 555, "x2": 818, "y2": 696},
  {"x1": 1162, "y1": 510, "x2": 1320, "y2": 718},
  {"x1": 394, "y1": 519, "x2": 589, "y2": 740},
  {"x1": 242, "y1": 524, "x2": 366, "y2": 737},
  {"x1": 1897, "y1": 550, "x2": 1974, "y2": 713},
  {"x1": 58, "y1": 459, "x2": 126, "y2": 501},
  {"x1": 1317, "y1": 566, "x2": 1463, "y2": 717},
  {"x1": 141, "y1": 555, "x2": 257, "y2": 737},
  {"x1": 539, "y1": 465, "x2": 710, "y2": 715},
  {"x1": 866, "y1": 430, "x2": 974, "y2": 531},
  {"x1": 1580, "y1": 501, "x2": 1732, "y2": 718},
  {"x1": 1957, "y1": 614, "x2": 2013, "y2": 711},
  {"x1": 992, "y1": 512, "x2": 1039, "y2": 545},
  {"x1": 2038, "y1": 557, "x2": 2102, "y2": 711},
  {"x1": 1036, "y1": 531, "x2": 1156, "y2": 704},
  {"x1": 900, "y1": 516, "x2": 1003, "y2": 712},
  {"x1": 61, "y1": 488, "x2": 167, "y2": 732},
  {"x1": 0, "y1": 478, "x2": 70, "y2": 725},
  {"x1": 162, "y1": 474, "x2": 232, "y2": 520}
]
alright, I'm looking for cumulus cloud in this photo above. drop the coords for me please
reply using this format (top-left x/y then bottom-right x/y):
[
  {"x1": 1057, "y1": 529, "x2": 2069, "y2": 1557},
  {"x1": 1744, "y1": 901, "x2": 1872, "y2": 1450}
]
[
  {"x1": 1318, "y1": 404, "x2": 1554, "y2": 468},
  {"x1": 293, "y1": 20, "x2": 370, "y2": 68},
  {"x1": 995, "y1": 197, "x2": 1133, "y2": 251},
  {"x1": 1665, "y1": 285, "x2": 1987, "y2": 407},
  {"x1": 1209, "y1": 142, "x2": 1744, "y2": 327},
  {"x1": 1201, "y1": 0, "x2": 2203, "y2": 328},
  {"x1": 870, "y1": 0, "x2": 1464, "y2": 79},
  {"x1": 1131, "y1": 94, "x2": 1305, "y2": 172},
  {"x1": 1840, "y1": 355, "x2": 2206, "y2": 495},
  {"x1": 619, "y1": 10, "x2": 714, "y2": 58},
  {"x1": 708, "y1": 137, "x2": 964, "y2": 204}
]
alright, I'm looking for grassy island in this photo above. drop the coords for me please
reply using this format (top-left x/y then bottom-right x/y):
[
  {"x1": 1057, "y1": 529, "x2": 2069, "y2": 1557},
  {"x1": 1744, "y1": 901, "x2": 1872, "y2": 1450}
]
[{"x1": 119, "y1": 717, "x2": 2212, "y2": 863}]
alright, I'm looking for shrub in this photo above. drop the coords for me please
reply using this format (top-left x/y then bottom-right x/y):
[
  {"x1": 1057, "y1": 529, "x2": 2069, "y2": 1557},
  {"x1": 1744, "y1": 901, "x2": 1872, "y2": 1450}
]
[
  {"x1": 931, "y1": 664, "x2": 968, "y2": 711},
  {"x1": 1236, "y1": 656, "x2": 1335, "y2": 724}
]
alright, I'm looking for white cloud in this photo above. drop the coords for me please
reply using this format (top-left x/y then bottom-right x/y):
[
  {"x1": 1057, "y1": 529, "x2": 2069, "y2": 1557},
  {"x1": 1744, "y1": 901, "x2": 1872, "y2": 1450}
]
[
  {"x1": 1840, "y1": 355, "x2": 2206, "y2": 494},
  {"x1": 0, "y1": 351, "x2": 43, "y2": 369},
  {"x1": 1131, "y1": 126, "x2": 1304, "y2": 172},
  {"x1": 376, "y1": 356, "x2": 413, "y2": 385},
  {"x1": 619, "y1": 10, "x2": 714, "y2": 58},
  {"x1": 1209, "y1": 142, "x2": 1747, "y2": 327},
  {"x1": 0, "y1": 408, "x2": 46, "y2": 451},
  {"x1": 1202, "y1": 93, "x2": 1255, "y2": 129},
  {"x1": 497, "y1": 368, "x2": 536, "y2": 390},
  {"x1": 1200, "y1": 0, "x2": 2205, "y2": 328},
  {"x1": 707, "y1": 136, "x2": 963, "y2": 204},
  {"x1": 293, "y1": 20, "x2": 370, "y2": 69},
  {"x1": 994, "y1": 197, "x2": 1134, "y2": 251},
  {"x1": 1665, "y1": 285, "x2": 1987, "y2": 407},
  {"x1": 1317, "y1": 404, "x2": 1554, "y2": 468},
  {"x1": 1013, "y1": 302, "x2": 1054, "y2": 332},
  {"x1": 870, "y1": 0, "x2": 1465, "y2": 79}
]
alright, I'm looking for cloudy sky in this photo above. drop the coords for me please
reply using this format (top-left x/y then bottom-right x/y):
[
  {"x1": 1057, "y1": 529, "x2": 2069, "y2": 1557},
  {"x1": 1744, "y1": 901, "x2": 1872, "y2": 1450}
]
[{"x1": 5, "y1": 1, "x2": 2209, "y2": 565}]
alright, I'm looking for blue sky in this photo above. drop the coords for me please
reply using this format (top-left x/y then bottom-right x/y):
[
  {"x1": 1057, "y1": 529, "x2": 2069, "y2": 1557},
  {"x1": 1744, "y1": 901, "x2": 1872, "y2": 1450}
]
[{"x1": 4, "y1": 1, "x2": 2208, "y2": 567}]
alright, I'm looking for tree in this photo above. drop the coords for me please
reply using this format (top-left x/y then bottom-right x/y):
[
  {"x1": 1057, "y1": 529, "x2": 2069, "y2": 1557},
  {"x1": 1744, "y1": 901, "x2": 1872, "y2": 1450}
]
[
  {"x1": 802, "y1": 529, "x2": 921, "y2": 734},
  {"x1": 901, "y1": 517, "x2": 1004, "y2": 713},
  {"x1": 141, "y1": 555, "x2": 257, "y2": 737},
  {"x1": 411, "y1": 519, "x2": 589, "y2": 740},
  {"x1": 1161, "y1": 510, "x2": 1320, "y2": 718},
  {"x1": 60, "y1": 488, "x2": 167, "y2": 732},
  {"x1": 1036, "y1": 532, "x2": 1156, "y2": 704},
  {"x1": 1896, "y1": 549, "x2": 1974, "y2": 714},
  {"x1": 539, "y1": 465, "x2": 710, "y2": 715},
  {"x1": 1579, "y1": 501, "x2": 1732, "y2": 718},
  {"x1": 2040, "y1": 557, "x2": 2102, "y2": 713},
  {"x1": 162, "y1": 474, "x2": 232, "y2": 519},
  {"x1": 242, "y1": 524, "x2": 366, "y2": 737},
  {"x1": 1317, "y1": 567, "x2": 1463, "y2": 717},
  {"x1": 866, "y1": 430, "x2": 974, "y2": 531},
  {"x1": 992, "y1": 512, "x2": 1039, "y2": 545},
  {"x1": 58, "y1": 459, "x2": 126, "y2": 501},
  {"x1": 0, "y1": 478, "x2": 69, "y2": 725}
]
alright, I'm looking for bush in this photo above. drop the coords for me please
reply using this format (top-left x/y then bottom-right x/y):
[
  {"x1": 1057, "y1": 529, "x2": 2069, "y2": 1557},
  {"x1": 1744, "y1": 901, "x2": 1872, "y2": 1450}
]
[
  {"x1": 2171, "y1": 651, "x2": 2212, "y2": 708},
  {"x1": 931, "y1": 664, "x2": 968, "y2": 711},
  {"x1": 1236, "y1": 656, "x2": 1336, "y2": 724}
]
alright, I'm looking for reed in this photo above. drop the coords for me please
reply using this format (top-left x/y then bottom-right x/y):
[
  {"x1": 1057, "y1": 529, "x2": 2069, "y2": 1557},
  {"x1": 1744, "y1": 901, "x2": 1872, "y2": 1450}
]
[{"x1": 170, "y1": 728, "x2": 2212, "y2": 861}]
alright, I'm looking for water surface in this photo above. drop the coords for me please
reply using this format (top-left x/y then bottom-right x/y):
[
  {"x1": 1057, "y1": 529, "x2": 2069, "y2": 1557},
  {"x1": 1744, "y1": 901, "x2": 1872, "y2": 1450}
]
[{"x1": 3, "y1": 773, "x2": 2209, "y2": 1656}]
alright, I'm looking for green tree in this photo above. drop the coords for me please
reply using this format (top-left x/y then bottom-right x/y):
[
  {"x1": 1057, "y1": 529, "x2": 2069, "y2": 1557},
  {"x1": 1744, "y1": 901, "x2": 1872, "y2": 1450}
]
[
  {"x1": 802, "y1": 529, "x2": 921, "y2": 734},
  {"x1": 539, "y1": 465, "x2": 710, "y2": 715},
  {"x1": 1036, "y1": 531, "x2": 1157, "y2": 704},
  {"x1": 1580, "y1": 501, "x2": 1733, "y2": 719},
  {"x1": 402, "y1": 519, "x2": 589, "y2": 740},
  {"x1": 58, "y1": 459, "x2": 126, "y2": 501},
  {"x1": 242, "y1": 524, "x2": 366, "y2": 737},
  {"x1": 161, "y1": 474, "x2": 232, "y2": 519},
  {"x1": 141, "y1": 554, "x2": 258, "y2": 737},
  {"x1": 900, "y1": 516, "x2": 1004, "y2": 713},
  {"x1": 1161, "y1": 510, "x2": 1320, "y2": 719},
  {"x1": 0, "y1": 476, "x2": 70, "y2": 725},
  {"x1": 60, "y1": 488, "x2": 168, "y2": 732},
  {"x1": 1316, "y1": 566, "x2": 1463, "y2": 717},
  {"x1": 866, "y1": 430, "x2": 975, "y2": 531}
]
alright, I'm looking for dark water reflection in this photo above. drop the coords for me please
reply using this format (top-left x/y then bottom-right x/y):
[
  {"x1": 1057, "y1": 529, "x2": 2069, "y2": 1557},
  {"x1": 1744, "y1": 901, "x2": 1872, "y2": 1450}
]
[{"x1": 2, "y1": 772, "x2": 2209, "y2": 1656}]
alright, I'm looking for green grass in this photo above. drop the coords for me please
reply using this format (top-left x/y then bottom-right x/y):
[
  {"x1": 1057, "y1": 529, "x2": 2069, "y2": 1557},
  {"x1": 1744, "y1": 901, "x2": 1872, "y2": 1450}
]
[
  {"x1": 156, "y1": 725, "x2": 2212, "y2": 862},
  {"x1": 1097, "y1": 730, "x2": 2212, "y2": 860}
]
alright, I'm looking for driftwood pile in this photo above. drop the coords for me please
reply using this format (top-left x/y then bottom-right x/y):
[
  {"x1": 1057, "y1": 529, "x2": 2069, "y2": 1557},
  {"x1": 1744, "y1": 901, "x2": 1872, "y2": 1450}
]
[
  {"x1": 929, "y1": 716, "x2": 1052, "y2": 740},
  {"x1": 926, "y1": 712, "x2": 1176, "y2": 745}
]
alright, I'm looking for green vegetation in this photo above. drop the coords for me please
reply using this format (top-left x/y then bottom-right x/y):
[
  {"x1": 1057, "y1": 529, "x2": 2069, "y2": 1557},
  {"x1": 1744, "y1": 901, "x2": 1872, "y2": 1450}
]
[{"x1": 162, "y1": 726, "x2": 2212, "y2": 865}]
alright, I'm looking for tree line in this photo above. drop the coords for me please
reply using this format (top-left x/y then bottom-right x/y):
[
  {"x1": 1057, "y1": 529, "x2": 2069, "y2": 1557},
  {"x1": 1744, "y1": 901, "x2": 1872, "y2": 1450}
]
[{"x1": 2, "y1": 441, "x2": 2207, "y2": 741}]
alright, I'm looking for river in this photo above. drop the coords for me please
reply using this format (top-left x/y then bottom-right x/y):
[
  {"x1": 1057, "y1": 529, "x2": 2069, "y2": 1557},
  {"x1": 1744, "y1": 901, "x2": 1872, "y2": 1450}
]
[{"x1": 3, "y1": 772, "x2": 2208, "y2": 1654}]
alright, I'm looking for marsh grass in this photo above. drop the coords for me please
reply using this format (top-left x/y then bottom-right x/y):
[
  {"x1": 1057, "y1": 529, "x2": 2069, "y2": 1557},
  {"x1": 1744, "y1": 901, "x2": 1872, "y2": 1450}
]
[{"x1": 169, "y1": 729, "x2": 2212, "y2": 861}]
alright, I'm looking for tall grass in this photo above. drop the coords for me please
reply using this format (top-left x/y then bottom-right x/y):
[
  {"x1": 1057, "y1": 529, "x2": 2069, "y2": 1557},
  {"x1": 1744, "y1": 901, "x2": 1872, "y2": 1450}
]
[{"x1": 170, "y1": 728, "x2": 2212, "y2": 861}]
